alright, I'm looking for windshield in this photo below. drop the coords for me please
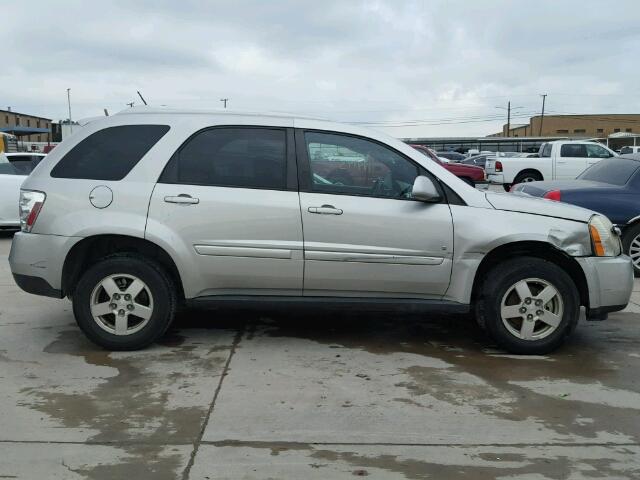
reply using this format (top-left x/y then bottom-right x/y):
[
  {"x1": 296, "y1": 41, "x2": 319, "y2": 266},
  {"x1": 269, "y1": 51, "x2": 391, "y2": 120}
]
[{"x1": 578, "y1": 158, "x2": 640, "y2": 185}]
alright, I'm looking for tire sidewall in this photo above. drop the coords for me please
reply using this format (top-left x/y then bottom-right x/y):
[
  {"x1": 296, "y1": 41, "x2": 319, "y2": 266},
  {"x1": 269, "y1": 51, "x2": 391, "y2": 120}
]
[
  {"x1": 73, "y1": 256, "x2": 174, "y2": 350},
  {"x1": 481, "y1": 259, "x2": 579, "y2": 354}
]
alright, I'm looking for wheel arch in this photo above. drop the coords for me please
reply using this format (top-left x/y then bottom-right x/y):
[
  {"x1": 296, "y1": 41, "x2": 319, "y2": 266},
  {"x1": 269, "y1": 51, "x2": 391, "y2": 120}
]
[
  {"x1": 62, "y1": 234, "x2": 185, "y2": 301},
  {"x1": 470, "y1": 241, "x2": 589, "y2": 308}
]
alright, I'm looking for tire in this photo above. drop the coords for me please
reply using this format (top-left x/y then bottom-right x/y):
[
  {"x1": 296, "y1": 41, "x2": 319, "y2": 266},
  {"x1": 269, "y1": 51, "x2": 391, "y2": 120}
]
[
  {"x1": 475, "y1": 257, "x2": 580, "y2": 355},
  {"x1": 502, "y1": 184, "x2": 512, "y2": 192},
  {"x1": 461, "y1": 177, "x2": 475, "y2": 187},
  {"x1": 622, "y1": 223, "x2": 640, "y2": 277},
  {"x1": 513, "y1": 171, "x2": 543, "y2": 185},
  {"x1": 72, "y1": 254, "x2": 177, "y2": 350}
]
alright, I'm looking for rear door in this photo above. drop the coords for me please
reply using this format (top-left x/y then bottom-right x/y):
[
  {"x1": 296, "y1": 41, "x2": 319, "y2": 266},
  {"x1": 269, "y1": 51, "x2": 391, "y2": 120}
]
[
  {"x1": 296, "y1": 130, "x2": 454, "y2": 298},
  {"x1": 555, "y1": 144, "x2": 588, "y2": 179},
  {"x1": 147, "y1": 126, "x2": 304, "y2": 298}
]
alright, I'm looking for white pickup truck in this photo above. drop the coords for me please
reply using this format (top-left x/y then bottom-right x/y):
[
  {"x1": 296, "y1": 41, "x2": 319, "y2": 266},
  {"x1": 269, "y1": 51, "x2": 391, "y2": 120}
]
[{"x1": 486, "y1": 140, "x2": 617, "y2": 191}]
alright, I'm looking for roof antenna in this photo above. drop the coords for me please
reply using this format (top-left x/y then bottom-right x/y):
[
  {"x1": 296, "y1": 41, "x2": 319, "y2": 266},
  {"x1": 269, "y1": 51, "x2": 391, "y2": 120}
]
[
  {"x1": 103, "y1": 108, "x2": 109, "y2": 116},
  {"x1": 137, "y1": 91, "x2": 148, "y2": 105}
]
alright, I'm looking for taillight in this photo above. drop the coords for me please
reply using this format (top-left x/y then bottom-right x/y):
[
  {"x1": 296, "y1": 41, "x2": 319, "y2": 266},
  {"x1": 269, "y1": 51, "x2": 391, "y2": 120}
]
[
  {"x1": 543, "y1": 190, "x2": 561, "y2": 201},
  {"x1": 495, "y1": 161, "x2": 503, "y2": 172},
  {"x1": 19, "y1": 190, "x2": 46, "y2": 233}
]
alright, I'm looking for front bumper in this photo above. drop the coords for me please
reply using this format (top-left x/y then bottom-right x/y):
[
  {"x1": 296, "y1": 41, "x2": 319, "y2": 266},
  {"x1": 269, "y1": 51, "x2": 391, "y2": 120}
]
[
  {"x1": 9, "y1": 232, "x2": 81, "y2": 298},
  {"x1": 576, "y1": 255, "x2": 634, "y2": 317}
]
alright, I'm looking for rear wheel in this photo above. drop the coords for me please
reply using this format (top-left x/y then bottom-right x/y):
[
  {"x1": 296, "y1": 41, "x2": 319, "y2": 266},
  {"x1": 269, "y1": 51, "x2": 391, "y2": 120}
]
[
  {"x1": 476, "y1": 257, "x2": 579, "y2": 354},
  {"x1": 622, "y1": 223, "x2": 640, "y2": 277},
  {"x1": 502, "y1": 184, "x2": 512, "y2": 192},
  {"x1": 513, "y1": 171, "x2": 542, "y2": 186},
  {"x1": 72, "y1": 255, "x2": 177, "y2": 350}
]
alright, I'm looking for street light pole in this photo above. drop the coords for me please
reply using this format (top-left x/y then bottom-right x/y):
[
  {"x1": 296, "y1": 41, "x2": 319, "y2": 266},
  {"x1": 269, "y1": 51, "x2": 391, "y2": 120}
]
[{"x1": 66, "y1": 88, "x2": 73, "y2": 134}]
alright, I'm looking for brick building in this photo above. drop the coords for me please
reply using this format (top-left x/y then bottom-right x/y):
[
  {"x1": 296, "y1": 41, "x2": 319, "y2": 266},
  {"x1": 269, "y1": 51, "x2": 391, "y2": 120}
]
[
  {"x1": 493, "y1": 114, "x2": 640, "y2": 138},
  {"x1": 0, "y1": 108, "x2": 52, "y2": 142}
]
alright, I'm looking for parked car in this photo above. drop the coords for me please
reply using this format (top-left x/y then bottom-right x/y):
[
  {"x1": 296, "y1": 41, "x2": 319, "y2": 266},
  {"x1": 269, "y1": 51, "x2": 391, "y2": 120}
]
[
  {"x1": 9, "y1": 108, "x2": 632, "y2": 354},
  {"x1": 0, "y1": 152, "x2": 46, "y2": 229},
  {"x1": 461, "y1": 154, "x2": 493, "y2": 168},
  {"x1": 620, "y1": 146, "x2": 640, "y2": 155},
  {"x1": 436, "y1": 151, "x2": 466, "y2": 162},
  {"x1": 510, "y1": 154, "x2": 640, "y2": 276},
  {"x1": 486, "y1": 141, "x2": 617, "y2": 191},
  {"x1": 411, "y1": 145, "x2": 485, "y2": 186}
]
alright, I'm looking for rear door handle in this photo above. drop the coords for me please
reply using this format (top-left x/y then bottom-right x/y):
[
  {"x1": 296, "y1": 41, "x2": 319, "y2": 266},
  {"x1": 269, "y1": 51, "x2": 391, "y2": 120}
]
[
  {"x1": 308, "y1": 205, "x2": 343, "y2": 215},
  {"x1": 164, "y1": 194, "x2": 200, "y2": 205}
]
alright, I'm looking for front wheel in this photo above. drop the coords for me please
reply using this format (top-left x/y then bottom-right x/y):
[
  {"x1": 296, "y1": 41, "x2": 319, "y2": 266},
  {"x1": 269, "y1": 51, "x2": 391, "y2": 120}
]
[
  {"x1": 72, "y1": 255, "x2": 177, "y2": 350},
  {"x1": 476, "y1": 257, "x2": 579, "y2": 354},
  {"x1": 622, "y1": 223, "x2": 640, "y2": 277}
]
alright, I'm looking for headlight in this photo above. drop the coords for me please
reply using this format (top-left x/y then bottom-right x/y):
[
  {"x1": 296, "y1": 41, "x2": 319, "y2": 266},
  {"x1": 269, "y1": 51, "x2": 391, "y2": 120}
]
[
  {"x1": 589, "y1": 215, "x2": 621, "y2": 257},
  {"x1": 19, "y1": 190, "x2": 46, "y2": 233}
]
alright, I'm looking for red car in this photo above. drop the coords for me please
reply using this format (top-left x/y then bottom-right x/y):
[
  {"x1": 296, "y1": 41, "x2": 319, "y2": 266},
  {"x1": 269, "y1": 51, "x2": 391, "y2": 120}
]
[{"x1": 410, "y1": 144, "x2": 485, "y2": 187}]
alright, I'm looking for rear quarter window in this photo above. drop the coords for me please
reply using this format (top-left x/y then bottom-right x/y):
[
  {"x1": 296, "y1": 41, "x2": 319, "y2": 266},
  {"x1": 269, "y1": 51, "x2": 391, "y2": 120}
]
[{"x1": 50, "y1": 125, "x2": 170, "y2": 180}]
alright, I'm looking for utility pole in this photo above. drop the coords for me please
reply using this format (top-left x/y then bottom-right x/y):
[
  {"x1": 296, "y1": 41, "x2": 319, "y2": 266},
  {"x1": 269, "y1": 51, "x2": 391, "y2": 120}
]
[
  {"x1": 66, "y1": 88, "x2": 73, "y2": 134},
  {"x1": 126, "y1": 102, "x2": 135, "y2": 108},
  {"x1": 495, "y1": 102, "x2": 522, "y2": 137},
  {"x1": 220, "y1": 98, "x2": 229, "y2": 109},
  {"x1": 539, "y1": 94, "x2": 547, "y2": 136}
]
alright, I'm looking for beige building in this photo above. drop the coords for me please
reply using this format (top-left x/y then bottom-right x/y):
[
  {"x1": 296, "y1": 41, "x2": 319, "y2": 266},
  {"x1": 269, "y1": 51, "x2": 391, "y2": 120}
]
[
  {"x1": 493, "y1": 114, "x2": 640, "y2": 138},
  {"x1": 0, "y1": 108, "x2": 52, "y2": 142}
]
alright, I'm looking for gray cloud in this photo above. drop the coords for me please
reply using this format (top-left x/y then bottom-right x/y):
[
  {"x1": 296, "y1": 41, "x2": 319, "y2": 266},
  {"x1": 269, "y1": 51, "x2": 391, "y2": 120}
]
[{"x1": 3, "y1": 0, "x2": 639, "y2": 136}]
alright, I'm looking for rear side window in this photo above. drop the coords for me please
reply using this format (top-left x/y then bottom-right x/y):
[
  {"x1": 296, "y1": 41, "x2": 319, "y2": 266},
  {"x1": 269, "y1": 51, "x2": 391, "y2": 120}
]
[
  {"x1": 560, "y1": 144, "x2": 587, "y2": 158},
  {"x1": 160, "y1": 127, "x2": 287, "y2": 190},
  {"x1": 51, "y1": 125, "x2": 170, "y2": 180},
  {"x1": 578, "y1": 158, "x2": 640, "y2": 185}
]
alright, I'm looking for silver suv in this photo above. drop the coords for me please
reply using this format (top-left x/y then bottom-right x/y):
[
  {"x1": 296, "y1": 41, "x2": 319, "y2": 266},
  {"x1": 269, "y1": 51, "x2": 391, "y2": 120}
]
[{"x1": 9, "y1": 108, "x2": 634, "y2": 354}]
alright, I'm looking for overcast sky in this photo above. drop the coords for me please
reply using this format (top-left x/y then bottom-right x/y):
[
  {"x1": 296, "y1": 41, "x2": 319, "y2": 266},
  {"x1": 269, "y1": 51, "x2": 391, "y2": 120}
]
[{"x1": 3, "y1": 0, "x2": 639, "y2": 137}]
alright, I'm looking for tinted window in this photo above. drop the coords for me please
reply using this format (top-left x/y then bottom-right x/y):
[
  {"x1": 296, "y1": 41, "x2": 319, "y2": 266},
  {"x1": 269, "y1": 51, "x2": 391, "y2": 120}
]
[
  {"x1": 0, "y1": 155, "x2": 20, "y2": 175},
  {"x1": 540, "y1": 143, "x2": 552, "y2": 157},
  {"x1": 560, "y1": 144, "x2": 587, "y2": 158},
  {"x1": 578, "y1": 158, "x2": 640, "y2": 185},
  {"x1": 6, "y1": 155, "x2": 44, "y2": 174},
  {"x1": 305, "y1": 132, "x2": 419, "y2": 199},
  {"x1": 586, "y1": 144, "x2": 611, "y2": 158},
  {"x1": 161, "y1": 127, "x2": 286, "y2": 189},
  {"x1": 620, "y1": 146, "x2": 632, "y2": 154},
  {"x1": 51, "y1": 125, "x2": 170, "y2": 180}
]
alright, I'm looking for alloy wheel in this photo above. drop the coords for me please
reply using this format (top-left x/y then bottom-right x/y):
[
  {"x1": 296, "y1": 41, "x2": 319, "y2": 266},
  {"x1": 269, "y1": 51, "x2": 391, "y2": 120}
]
[
  {"x1": 90, "y1": 274, "x2": 154, "y2": 336},
  {"x1": 500, "y1": 277, "x2": 564, "y2": 341},
  {"x1": 629, "y1": 234, "x2": 640, "y2": 269}
]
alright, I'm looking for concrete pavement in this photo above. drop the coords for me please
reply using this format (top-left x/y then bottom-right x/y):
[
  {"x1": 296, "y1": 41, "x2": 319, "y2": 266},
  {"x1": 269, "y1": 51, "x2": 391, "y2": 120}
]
[{"x1": 1, "y1": 232, "x2": 639, "y2": 479}]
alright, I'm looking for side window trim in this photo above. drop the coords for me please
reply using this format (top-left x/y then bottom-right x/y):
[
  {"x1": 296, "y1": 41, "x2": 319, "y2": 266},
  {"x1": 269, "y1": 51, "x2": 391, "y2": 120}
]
[
  {"x1": 294, "y1": 128, "x2": 447, "y2": 203},
  {"x1": 158, "y1": 125, "x2": 297, "y2": 192}
]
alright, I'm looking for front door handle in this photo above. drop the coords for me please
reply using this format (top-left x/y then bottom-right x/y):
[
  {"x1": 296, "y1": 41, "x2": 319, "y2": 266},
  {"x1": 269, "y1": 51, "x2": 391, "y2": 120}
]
[
  {"x1": 308, "y1": 204, "x2": 343, "y2": 215},
  {"x1": 164, "y1": 194, "x2": 200, "y2": 205}
]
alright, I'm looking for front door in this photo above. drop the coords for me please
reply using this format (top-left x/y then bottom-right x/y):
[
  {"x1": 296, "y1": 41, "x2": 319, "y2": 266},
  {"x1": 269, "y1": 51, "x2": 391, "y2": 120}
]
[
  {"x1": 147, "y1": 126, "x2": 303, "y2": 298},
  {"x1": 296, "y1": 130, "x2": 454, "y2": 298}
]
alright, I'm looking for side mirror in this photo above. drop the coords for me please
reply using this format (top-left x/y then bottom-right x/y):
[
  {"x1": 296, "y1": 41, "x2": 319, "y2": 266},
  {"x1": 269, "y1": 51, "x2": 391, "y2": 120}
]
[{"x1": 412, "y1": 175, "x2": 442, "y2": 202}]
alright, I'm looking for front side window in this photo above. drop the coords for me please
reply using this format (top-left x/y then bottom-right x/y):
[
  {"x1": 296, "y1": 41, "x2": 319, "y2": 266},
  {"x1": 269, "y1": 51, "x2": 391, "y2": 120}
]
[
  {"x1": 51, "y1": 125, "x2": 170, "y2": 180},
  {"x1": 585, "y1": 144, "x2": 612, "y2": 158},
  {"x1": 560, "y1": 144, "x2": 587, "y2": 158},
  {"x1": 305, "y1": 132, "x2": 419, "y2": 199},
  {"x1": 160, "y1": 127, "x2": 287, "y2": 190}
]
